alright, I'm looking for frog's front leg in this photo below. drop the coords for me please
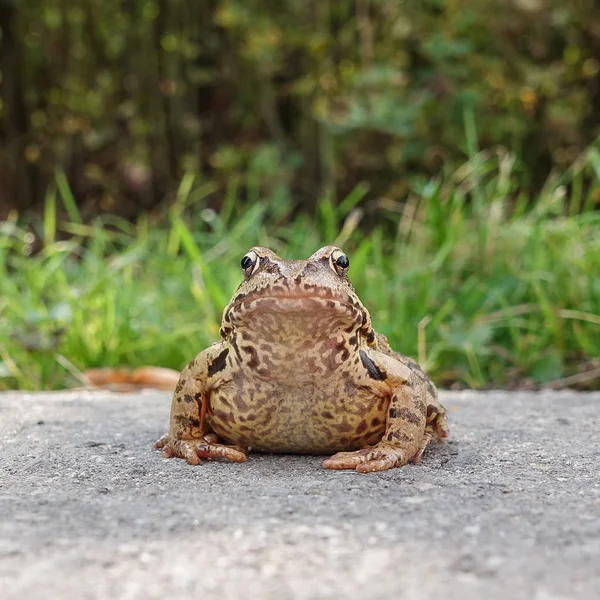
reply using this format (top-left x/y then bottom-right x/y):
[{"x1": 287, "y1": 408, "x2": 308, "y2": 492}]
[
  {"x1": 154, "y1": 343, "x2": 248, "y2": 465},
  {"x1": 323, "y1": 352, "x2": 440, "y2": 473}
]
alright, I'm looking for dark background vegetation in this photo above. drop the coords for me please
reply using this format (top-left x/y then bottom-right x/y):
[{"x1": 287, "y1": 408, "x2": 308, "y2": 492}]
[
  {"x1": 1, "y1": 1, "x2": 599, "y2": 391},
  {"x1": 2, "y1": 0, "x2": 600, "y2": 219}
]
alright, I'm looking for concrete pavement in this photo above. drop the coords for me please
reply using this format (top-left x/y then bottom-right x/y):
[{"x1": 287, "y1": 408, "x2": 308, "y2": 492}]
[{"x1": 1, "y1": 389, "x2": 599, "y2": 599}]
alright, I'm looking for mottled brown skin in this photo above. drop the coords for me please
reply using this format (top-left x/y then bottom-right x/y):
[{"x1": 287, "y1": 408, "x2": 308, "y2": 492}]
[{"x1": 155, "y1": 246, "x2": 448, "y2": 473}]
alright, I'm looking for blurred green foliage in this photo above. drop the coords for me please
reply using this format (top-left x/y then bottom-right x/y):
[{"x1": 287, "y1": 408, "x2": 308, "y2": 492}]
[
  {"x1": 1, "y1": 153, "x2": 599, "y2": 390},
  {"x1": 1, "y1": 0, "x2": 600, "y2": 217}
]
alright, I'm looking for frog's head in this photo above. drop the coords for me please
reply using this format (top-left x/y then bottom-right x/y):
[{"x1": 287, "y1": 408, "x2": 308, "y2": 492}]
[{"x1": 220, "y1": 246, "x2": 374, "y2": 343}]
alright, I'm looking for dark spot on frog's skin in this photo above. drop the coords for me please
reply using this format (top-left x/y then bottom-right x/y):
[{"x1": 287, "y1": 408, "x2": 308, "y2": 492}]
[
  {"x1": 260, "y1": 257, "x2": 281, "y2": 274},
  {"x1": 194, "y1": 394, "x2": 204, "y2": 421},
  {"x1": 402, "y1": 356, "x2": 420, "y2": 371},
  {"x1": 175, "y1": 415, "x2": 200, "y2": 429},
  {"x1": 175, "y1": 379, "x2": 186, "y2": 394},
  {"x1": 333, "y1": 340, "x2": 350, "y2": 362},
  {"x1": 183, "y1": 394, "x2": 194, "y2": 404},
  {"x1": 213, "y1": 409, "x2": 237, "y2": 424},
  {"x1": 387, "y1": 430, "x2": 412, "y2": 443},
  {"x1": 357, "y1": 384, "x2": 373, "y2": 394},
  {"x1": 241, "y1": 345, "x2": 260, "y2": 369},
  {"x1": 363, "y1": 431, "x2": 383, "y2": 446},
  {"x1": 342, "y1": 373, "x2": 357, "y2": 395},
  {"x1": 322, "y1": 350, "x2": 339, "y2": 371},
  {"x1": 259, "y1": 411, "x2": 274, "y2": 426},
  {"x1": 389, "y1": 407, "x2": 421, "y2": 425},
  {"x1": 300, "y1": 262, "x2": 320, "y2": 278},
  {"x1": 233, "y1": 396, "x2": 250, "y2": 411},
  {"x1": 359, "y1": 350, "x2": 386, "y2": 381},
  {"x1": 336, "y1": 418, "x2": 353, "y2": 433},
  {"x1": 349, "y1": 335, "x2": 357, "y2": 346},
  {"x1": 309, "y1": 284, "x2": 336, "y2": 299},
  {"x1": 427, "y1": 379, "x2": 436, "y2": 397},
  {"x1": 353, "y1": 401, "x2": 367, "y2": 413},
  {"x1": 232, "y1": 292, "x2": 248, "y2": 304},
  {"x1": 208, "y1": 348, "x2": 229, "y2": 376},
  {"x1": 230, "y1": 334, "x2": 243, "y2": 362},
  {"x1": 366, "y1": 331, "x2": 375, "y2": 345},
  {"x1": 356, "y1": 420, "x2": 368, "y2": 434},
  {"x1": 371, "y1": 417, "x2": 382, "y2": 427},
  {"x1": 322, "y1": 411, "x2": 334, "y2": 419}
]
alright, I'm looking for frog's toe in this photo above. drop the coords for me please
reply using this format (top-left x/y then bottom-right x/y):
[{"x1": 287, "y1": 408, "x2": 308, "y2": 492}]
[
  {"x1": 194, "y1": 439, "x2": 248, "y2": 463},
  {"x1": 323, "y1": 445, "x2": 409, "y2": 473},
  {"x1": 154, "y1": 435, "x2": 248, "y2": 465},
  {"x1": 153, "y1": 433, "x2": 170, "y2": 449}
]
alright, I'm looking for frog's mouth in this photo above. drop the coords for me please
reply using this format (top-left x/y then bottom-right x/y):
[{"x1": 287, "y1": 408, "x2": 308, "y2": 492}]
[{"x1": 228, "y1": 294, "x2": 366, "y2": 332}]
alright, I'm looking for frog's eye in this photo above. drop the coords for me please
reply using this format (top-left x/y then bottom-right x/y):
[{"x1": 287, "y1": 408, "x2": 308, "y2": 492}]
[
  {"x1": 240, "y1": 250, "x2": 259, "y2": 274},
  {"x1": 330, "y1": 250, "x2": 350, "y2": 274},
  {"x1": 336, "y1": 254, "x2": 349, "y2": 269}
]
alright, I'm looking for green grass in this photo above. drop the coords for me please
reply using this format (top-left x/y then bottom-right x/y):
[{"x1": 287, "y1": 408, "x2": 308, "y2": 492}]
[{"x1": 1, "y1": 146, "x2": 599, "y2": 391}]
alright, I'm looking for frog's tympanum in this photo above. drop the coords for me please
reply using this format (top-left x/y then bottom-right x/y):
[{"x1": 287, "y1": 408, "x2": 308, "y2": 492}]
[{"x1": 155, "y1": 246, "x2": 448, "y2": 473}]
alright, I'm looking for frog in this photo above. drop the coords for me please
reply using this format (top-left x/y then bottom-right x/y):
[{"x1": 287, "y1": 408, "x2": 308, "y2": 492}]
[{"x1": 154, "y1": 245, "x2": 448, "y2": 473}]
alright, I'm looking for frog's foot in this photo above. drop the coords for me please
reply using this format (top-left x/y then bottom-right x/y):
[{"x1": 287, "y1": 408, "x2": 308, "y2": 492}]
[
  {"x1": 154, "y1": 433, "x2": 248, "y2": 465},
  {"x1": 411, "y1": 432, "x2": 433, "y2": 464},
  {"x1": 427, "y1": 403, "x2": 450, "y2": 441},
  {"x1": 323, "y1": 444, "x2": 412, "y2": 473},
  {"x1": 410, "y1": 408, "x2": 449, "y2": 464}
]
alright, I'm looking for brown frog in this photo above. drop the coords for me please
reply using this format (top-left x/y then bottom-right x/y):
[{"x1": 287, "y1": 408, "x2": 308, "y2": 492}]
[{"x1": 155, "y1": 246, "x2": 448, "y2": 473}]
